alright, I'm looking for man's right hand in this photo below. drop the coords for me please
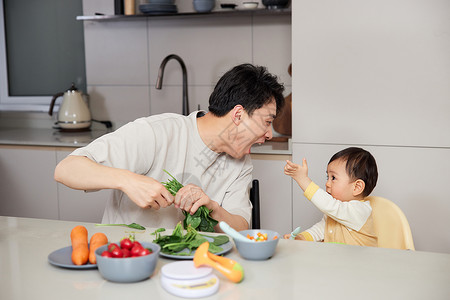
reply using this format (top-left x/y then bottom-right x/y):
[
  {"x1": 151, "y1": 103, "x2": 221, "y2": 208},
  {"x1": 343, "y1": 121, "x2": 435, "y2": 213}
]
[{"x1": 120, "y1": 172, "x2": 174, "y2": 210}]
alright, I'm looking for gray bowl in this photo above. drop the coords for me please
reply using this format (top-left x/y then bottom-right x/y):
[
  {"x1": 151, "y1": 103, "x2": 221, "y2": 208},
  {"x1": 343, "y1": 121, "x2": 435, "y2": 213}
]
[
  {"x1": 234, "y1": 229, "x2": 280, "y2": 260},
  {"x1": 95, "y1": 242, "x2": 160, "y2": 283}
]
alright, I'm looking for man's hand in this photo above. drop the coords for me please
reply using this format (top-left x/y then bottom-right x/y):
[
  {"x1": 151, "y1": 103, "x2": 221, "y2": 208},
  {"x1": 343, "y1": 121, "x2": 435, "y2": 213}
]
[
  {"x1": 121, "y1": 172, "x2": 174, "y2": 210},
  {"x1": 173, "y1": 184, "x2": 212, "y2": 214}
]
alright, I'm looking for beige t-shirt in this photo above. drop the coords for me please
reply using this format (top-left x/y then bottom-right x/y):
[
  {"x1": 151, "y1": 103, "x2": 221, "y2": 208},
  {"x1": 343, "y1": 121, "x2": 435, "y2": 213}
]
[{"x1": 71, "y1": 111, "x2": 253, "y2": 229}]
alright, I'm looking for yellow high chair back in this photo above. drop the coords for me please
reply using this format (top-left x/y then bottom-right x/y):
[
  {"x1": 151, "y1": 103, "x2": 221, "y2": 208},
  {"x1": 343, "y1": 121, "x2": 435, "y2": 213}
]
[{"x1": 367, "y1": 196, "x2": 415, "y2": 250}]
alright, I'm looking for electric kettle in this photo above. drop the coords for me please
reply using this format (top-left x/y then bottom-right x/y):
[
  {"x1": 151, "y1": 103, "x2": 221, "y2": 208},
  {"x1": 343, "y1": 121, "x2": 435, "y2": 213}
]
[{"x1": 48, "y1": 83, "x2": 91, "y2": 130}]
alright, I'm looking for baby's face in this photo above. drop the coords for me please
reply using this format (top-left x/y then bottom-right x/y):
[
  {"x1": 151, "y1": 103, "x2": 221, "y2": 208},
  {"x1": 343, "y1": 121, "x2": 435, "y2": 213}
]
[{"x1": 325, "y1": 159, "x2": 357, "y2": 201}]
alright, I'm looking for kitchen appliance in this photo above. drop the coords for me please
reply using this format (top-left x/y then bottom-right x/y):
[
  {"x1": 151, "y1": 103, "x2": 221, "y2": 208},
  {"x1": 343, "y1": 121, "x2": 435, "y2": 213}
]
[{"x1": 48, "y1": 83, "x2": 91, "y2": 130}]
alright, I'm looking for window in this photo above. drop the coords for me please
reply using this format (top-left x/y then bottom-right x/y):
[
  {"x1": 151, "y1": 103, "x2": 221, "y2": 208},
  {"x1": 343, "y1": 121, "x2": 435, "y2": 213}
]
[{"x1": 0, "y1": 0, "x2": 86, "y2": 111}]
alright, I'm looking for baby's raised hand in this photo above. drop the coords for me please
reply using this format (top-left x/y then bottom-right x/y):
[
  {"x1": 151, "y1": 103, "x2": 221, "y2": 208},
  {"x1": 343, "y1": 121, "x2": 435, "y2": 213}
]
[{"x1": 284, "y1": 158, "x2": 311, "y2": 191}]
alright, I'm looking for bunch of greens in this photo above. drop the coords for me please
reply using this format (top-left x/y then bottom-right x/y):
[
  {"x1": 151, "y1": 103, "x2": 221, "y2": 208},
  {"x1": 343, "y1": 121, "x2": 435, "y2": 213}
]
[
  {"x1": 152, "y1": 223, "x2": 229, "y2": 256},
  {"x1": 162, "y1": 169, "x2": 218, "y2": 232}
]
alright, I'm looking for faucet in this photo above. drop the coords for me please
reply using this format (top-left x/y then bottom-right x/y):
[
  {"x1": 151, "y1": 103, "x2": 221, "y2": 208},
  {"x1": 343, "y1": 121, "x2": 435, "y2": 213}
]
[{"x1": 156, "y1": 54, "x2": 189, "y2": 116}]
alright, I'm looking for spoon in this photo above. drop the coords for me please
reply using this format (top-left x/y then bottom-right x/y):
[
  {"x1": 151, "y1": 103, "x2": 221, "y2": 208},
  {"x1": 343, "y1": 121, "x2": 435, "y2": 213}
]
[
  {"x1": 289, "y1": 226, "x2": 301, "y2": 240},
  {"x1": 219, "y1": 221, "x2": 255, "y2": 243}
]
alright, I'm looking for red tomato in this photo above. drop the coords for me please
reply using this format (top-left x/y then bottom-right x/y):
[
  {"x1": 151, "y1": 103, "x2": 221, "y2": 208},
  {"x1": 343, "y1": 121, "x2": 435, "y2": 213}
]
[
  {"x1": 131, "y1": 241, "x2": 142, "y2": 248},
  {"x1": 101, "y1": 250, "x2": 112, "y2": 258},
  {"x1": 108, "y1": 243, "x2": 119, "y2": 252},
  {"x1": 122, "y1": 248, "x2": 131, "y2": 258},
  {"x1": 139, "y1": 248, "x2": 152, "y2": 256},
  {"x1": 120, "y1": 238, "x2": 133, "y2": 250},
  {"x1": 111, "y1": 246, "x2": 123, "y2": 258},
  {"x1": 130, "y1": 244, "x2": 143, "y2": 257}
]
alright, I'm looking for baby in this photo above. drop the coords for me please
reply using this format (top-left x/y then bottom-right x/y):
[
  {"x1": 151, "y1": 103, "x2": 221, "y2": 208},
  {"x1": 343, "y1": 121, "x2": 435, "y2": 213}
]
[{"x1": 284, "y1": 147, "x2": 378, "y2": 246}]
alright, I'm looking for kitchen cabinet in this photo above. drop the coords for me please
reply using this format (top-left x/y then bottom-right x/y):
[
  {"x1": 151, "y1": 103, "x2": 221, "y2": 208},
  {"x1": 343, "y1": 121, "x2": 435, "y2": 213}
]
[
  {"x1": 0, "y1": 146, "x2": 108, "y2": 223},
  {"x1": 250, "y1": 154, "x2": 292, "y2": 235},
  {"x1": 0, "y1": 146, "x2": 59, "y2": 219},
  {"x1": 56, "y1": 150, "x2": 109, "y2": 223}
]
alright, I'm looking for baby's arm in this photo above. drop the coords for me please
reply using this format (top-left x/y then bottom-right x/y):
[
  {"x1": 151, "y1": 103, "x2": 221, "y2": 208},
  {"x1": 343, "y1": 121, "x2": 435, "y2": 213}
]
[
  {"x1": 306, "y1": 183, "x2": 372, "y2": 231},
  {"x1": 284, "y1": 159, "x2": 312, "y2": 191}
]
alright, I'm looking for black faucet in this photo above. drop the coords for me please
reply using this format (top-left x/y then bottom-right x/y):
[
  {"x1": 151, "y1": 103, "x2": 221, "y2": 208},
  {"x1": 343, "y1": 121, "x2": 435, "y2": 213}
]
[{"x1": 156, "y1": 54, "x2": 189, "y2": 116}]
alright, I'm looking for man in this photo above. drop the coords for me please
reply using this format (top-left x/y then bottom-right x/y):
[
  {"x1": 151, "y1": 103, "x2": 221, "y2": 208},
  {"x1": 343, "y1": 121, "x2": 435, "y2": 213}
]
[{"x1": 54, "y1": 63, "x2": 285, "y2": 231}]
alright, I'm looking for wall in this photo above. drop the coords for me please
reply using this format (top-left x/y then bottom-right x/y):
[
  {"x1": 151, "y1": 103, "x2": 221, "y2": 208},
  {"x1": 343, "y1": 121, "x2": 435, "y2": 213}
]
[
  {"x1": 82, "y1": 0, "x2": 292, "y2": 129},
  {"x1": 292, "y1": 0, "x2": 450, "y2": 253}
]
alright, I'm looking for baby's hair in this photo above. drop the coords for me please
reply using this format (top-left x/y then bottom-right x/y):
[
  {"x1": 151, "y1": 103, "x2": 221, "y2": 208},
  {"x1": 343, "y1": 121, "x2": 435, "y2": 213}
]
[{"x1": 328, "y1": 147, "x2": 378, "y2": 197}]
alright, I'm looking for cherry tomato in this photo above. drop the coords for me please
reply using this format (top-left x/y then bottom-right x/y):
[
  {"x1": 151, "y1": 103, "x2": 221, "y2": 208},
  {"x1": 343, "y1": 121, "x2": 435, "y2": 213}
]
[
  {"x1": 101, "y1": 250, "x2": 112, "y2": 258},
  {"x1": 111, "y1": 246, "x2": 123, "y2": 258},
  {"x1": 120, "y1": 238, "x2": 133, "y2": 250},
  {"x1": 131, "y1": 244, "x2": 143, "y2": 257},
  {"x1": 139, "y1": 248, "x2": 152, "y2": 256},
  {"x1": 131, "y1": 241, "x2": 142, "y2": 248},
  {"x1": 122, "y1": 248, "x2": 131, "y2": 258},
  {"x1": 108, "y1": 243, "x2": 119, "y2": 252}
]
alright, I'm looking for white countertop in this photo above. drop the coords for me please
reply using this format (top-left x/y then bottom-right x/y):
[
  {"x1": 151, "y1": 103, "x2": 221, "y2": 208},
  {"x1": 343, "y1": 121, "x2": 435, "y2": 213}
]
[
  {"x1": 0, "y1": 128, "x2": 291, "y2": 154},
  {"x1": 1, "y1": 216, "x2": 449, "y2": 300},
  {"x1": 0, "y1": 128, "x2": 109, "y2": 147}
]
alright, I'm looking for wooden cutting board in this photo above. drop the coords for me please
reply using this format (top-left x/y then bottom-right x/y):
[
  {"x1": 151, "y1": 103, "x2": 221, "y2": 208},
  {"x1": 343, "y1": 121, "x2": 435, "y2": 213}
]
[{"x1": 273, "y1": 63, "x2": 292, "y2": 137}]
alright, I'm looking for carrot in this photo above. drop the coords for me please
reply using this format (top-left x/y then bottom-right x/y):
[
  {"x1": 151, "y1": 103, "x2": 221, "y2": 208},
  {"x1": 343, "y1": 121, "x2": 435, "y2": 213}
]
[
  {"x1": 70, "y1": 225, "x2": 89, "y2": 265},
  {"x1": 89, "y1": 232, "x2": 108, "y2": 264}
]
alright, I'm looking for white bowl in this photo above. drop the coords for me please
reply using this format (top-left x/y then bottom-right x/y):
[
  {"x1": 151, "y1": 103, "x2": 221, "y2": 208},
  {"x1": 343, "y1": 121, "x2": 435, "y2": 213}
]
[{"x1": 242, "y1": 2, "x2": 258, "y2": 9}]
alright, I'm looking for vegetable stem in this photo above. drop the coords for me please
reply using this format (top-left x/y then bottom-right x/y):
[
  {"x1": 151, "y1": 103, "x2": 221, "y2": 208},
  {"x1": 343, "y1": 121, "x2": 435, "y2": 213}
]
[{"x1": 95, "y1": 223, "x2": 146, "y2": 230}]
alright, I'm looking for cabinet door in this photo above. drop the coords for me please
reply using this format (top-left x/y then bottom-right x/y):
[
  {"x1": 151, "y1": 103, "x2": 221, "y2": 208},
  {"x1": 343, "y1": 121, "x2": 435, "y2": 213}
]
[
  {"x1": 56, "y1": 150, "x2": 109, "y2": 223},
  {"x1": 292, "y1": 0, "x2": 450, "y2": 148},
  {"x1": 0, "y1": 146, "x2": 58, "y2": 219},
  {"x1": 251, "y1": 154, "x2": 292, "y2": 235},
  {"x1": 292, "y1": 143, "x2": 450, "y2": 253}
]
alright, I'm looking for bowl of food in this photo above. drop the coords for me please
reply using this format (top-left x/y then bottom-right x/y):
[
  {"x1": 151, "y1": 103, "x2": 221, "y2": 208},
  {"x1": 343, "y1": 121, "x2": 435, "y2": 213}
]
[
  {"x1": 95, "y1": 241, "x2": 160, "y2": 283},
  {"x1": 234, "y1": 229, "x2": 280, "y2": 260}
]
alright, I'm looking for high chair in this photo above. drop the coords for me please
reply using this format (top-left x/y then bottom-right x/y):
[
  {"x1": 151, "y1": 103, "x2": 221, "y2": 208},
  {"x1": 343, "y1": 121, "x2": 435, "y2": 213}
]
[{"x1": 367, "y1": 196, "x2": 415, "y2": 250}]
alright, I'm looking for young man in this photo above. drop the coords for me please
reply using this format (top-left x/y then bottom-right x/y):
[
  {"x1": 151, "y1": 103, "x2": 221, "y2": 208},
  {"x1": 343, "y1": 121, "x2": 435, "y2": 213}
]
[{"x1": 54, "y1": 64, "x2": 285, "y2": 231}]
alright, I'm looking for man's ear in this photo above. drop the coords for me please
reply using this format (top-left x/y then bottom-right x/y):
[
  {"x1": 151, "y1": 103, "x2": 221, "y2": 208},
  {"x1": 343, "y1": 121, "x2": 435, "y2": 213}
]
[
  {"x1": 353, "y1": 179, "x2": 366, "y2": 197},
  {"x1": 230, "y1": 105, "x2": 244, "y2": 125}
]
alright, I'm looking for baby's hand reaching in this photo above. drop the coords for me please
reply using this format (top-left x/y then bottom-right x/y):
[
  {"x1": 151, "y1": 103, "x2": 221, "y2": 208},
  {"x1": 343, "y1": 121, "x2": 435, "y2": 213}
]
[{"x1": 284, "y1": 158, "x2": 312, "y2": 191}]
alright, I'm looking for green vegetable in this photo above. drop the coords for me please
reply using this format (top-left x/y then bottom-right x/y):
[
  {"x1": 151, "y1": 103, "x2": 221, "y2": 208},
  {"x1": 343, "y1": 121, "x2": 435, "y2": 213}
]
[
  {"x1": 161, "y1": 169, "x2": 218, "y2": 232},
  {"x1": 162, "y1": 169, "x2": 183, "y2": 196},
  {"x1": 152, "y1": 223, "x2": 229, "y2": 256},
  {"x1": 183, "y1": 206, "x2": 218, "y2": 232},
  {"x1": 95, "y1": 222, "x2": 146, "y2": 230}
]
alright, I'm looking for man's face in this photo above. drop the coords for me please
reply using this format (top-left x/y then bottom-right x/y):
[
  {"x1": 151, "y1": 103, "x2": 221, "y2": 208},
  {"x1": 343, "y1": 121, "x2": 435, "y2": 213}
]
[{"x1": 225, "y1": 101, "x2": 277, "y2": 159}]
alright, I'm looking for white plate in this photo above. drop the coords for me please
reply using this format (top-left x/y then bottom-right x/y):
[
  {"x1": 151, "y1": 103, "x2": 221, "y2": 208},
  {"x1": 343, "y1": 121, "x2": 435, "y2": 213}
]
[
  {"x1": 159, "y1": 237, "x2": 232, "y2": 260},
  {"x1": 48, "y1": 245, "x2": 97, "y2": 269}
]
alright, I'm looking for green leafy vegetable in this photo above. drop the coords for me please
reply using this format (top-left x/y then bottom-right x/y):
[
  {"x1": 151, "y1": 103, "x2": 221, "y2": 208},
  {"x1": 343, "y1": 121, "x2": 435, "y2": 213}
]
[
  {"x1": 162, "y1": 169, "x2": 183, "y2": 196},
  {"x1": 161, "y1": 169, "x2": 218, "y2": 232},
  {"x1": 152, "y1": 223, "x2": 229, "y2": 256},
  {"x1": 95, "y1": 222, "x2": 146, "y2": 230}
]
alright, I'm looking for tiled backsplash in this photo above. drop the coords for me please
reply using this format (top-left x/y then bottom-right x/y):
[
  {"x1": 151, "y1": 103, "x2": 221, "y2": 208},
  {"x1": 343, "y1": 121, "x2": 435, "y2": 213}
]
[{"x1": 83, "y1": 1, "x2": 292, "y2": 129}]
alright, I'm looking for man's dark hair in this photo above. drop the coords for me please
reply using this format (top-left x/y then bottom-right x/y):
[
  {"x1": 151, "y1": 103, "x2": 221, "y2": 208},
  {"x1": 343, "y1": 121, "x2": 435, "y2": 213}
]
[
  {"x1": 329, "y1": 147, "x2": 378, "y2": 197},
  {"x1": 208, "y1": 64, "x2": 285, "y2": 117}
]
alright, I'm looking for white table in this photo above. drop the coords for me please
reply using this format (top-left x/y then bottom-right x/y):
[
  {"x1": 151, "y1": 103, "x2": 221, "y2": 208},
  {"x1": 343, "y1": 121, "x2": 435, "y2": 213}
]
[{"x1": 1, "y1": 216, "x2": 449, "y2": 300}]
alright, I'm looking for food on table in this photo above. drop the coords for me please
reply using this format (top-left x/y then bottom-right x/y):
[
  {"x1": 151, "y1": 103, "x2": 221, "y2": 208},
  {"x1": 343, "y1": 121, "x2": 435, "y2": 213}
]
[
  {"x1": 95, "y1": 222, "x2": 146, "y2": 230},
  {"x1": 162, "y1": 169, "x2": 218, "y2": 232},
  {"x1": 246, "y1": 232, "x2": 278, "y2": 242},
  {"x1": 70, "y1": 225, "x2": 89, "y2": 265},
  {"x1": 152, "y1": 222, "x2": 229, "y2": 256},
  {"x1": 101, "y1": 237, "x2": 153, "y2": 258},
  {"x1": 89, "y1": 232, "x2": 108, "y2": 264}
]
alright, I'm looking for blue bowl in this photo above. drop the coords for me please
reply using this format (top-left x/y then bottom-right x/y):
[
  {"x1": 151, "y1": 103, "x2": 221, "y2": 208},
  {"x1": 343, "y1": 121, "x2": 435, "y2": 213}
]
[
  {"x1": 234, "y1": 229, "x2": 280, "y2": 260},
  {"x1": 193, "y1": 0, "x2": 215, "y2": 12}
]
